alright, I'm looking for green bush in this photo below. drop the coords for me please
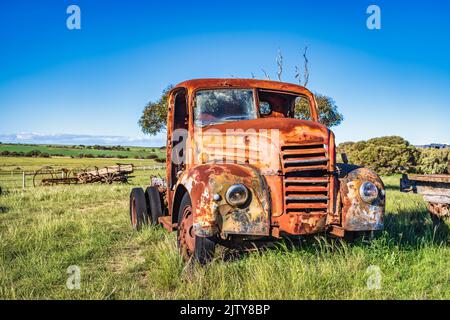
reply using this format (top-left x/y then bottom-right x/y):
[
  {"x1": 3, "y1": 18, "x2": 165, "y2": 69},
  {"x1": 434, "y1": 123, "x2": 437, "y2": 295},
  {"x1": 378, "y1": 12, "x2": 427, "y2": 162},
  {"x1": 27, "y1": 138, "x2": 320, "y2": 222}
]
[
  {"x1": 147, "y1": 154, "x2": 158, "y2": 160},
  {"x1": 338, "y1": 136, "x2": 450, "y2": 175},
  {"x1": 25, "y1": 150, "x2": 42, "y2": 157},
  {"x1": 1, "y1": 149, "x2": 51, "y2": 158},
  {"x1": 77, "y1": 153, "x2": 95, "y2": 158},
  {"x1": 337, "y1": 136, "x2": 419, "y2": 175},
  {"x1": 416, "y1": 148, "x2": 450, "y2": 174}
]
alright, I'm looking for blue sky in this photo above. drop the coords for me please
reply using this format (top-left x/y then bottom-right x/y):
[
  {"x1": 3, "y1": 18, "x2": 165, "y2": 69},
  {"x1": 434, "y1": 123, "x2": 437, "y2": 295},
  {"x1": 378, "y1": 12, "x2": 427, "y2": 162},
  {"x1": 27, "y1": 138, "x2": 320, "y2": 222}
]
[{"x1": 0, "y1": 0, "x2": 449, "y2": 146}]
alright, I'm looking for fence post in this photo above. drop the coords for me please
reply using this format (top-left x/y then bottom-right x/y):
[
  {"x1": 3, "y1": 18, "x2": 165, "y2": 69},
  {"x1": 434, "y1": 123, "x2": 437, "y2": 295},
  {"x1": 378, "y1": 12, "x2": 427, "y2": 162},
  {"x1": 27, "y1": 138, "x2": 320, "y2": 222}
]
[{"x1": 22, "y1": 172, "x2": 26, "y2": 189}]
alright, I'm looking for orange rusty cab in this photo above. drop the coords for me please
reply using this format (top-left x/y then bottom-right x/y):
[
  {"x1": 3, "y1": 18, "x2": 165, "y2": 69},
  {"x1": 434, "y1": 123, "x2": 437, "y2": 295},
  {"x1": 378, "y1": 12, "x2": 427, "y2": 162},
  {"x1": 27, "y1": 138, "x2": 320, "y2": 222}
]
[{"x1": 129, "y1": 78, "x2": 385, "y2": 264}]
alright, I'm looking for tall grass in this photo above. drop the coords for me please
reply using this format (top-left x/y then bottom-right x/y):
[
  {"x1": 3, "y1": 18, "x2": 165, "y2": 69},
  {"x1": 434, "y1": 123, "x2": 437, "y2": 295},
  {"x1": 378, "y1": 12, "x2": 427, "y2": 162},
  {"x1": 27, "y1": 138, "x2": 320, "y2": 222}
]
[{"x1": 0, "y1": 173, "x2": 449, "y2": 299}]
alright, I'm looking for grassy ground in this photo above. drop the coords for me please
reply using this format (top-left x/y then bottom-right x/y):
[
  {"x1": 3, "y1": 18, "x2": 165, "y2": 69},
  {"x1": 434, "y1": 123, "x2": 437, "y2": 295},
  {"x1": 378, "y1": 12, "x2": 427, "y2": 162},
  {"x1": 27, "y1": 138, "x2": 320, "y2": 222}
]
[
  {"x1": 0, "y1": 160, "x2": 449, "y2": 299},
  {"x1": 0, "y1": 143, "x2": 165, "y2": 159}
]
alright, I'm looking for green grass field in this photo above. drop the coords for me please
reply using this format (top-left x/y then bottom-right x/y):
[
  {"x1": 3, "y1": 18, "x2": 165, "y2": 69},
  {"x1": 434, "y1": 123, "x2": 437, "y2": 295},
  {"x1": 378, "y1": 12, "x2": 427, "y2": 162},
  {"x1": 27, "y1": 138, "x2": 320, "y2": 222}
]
[
  {"x1": 0, "y1": 157, "x2": 449, "y2": 299},
  {"x1": 0, "y1": 143, "x2": 165, "y2": 160}
]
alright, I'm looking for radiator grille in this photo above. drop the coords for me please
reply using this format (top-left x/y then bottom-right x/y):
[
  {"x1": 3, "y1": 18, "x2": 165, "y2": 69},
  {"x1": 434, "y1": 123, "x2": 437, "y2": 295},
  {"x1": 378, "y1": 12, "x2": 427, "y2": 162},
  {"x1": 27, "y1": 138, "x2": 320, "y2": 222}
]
[{"x1": 281, "y1": 144, "x2": 330, "y2": 214}]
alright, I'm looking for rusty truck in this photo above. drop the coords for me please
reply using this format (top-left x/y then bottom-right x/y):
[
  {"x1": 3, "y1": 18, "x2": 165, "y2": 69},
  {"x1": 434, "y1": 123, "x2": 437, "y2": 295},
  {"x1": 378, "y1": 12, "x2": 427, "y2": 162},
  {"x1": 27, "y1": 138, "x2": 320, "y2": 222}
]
[{"x1": 129, "y1": 79, "x2": 385, "y2": 263}]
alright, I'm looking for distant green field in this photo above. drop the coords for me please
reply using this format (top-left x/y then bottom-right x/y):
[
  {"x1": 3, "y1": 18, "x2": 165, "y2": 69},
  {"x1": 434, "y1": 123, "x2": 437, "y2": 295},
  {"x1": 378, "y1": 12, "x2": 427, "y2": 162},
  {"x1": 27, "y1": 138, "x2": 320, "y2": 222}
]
[{"x1": 0, "y1": 143, "x2": 165, "y2": 159}]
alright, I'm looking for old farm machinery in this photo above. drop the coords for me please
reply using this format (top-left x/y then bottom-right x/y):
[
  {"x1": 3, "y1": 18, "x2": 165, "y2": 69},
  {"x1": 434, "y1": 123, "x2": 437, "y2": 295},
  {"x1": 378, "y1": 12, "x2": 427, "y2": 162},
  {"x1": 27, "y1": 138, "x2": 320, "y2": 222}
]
[
  {"x1": 401, "y1": 162, "x2": 450, "y2": 223},
  {"x1": 33, "y1": 164, "x2": 134, "y2": 187}
]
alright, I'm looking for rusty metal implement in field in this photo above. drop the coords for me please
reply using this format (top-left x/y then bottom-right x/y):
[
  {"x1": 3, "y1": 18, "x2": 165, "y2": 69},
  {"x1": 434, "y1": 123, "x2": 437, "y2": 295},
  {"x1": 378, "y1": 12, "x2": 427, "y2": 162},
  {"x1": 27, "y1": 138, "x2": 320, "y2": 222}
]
[
  {"x1": 129, "y1": 78, "x2": 386, "y2": 264},
  {"x1": 33, "y1": 164, "x2": 133, "y2": 186}
]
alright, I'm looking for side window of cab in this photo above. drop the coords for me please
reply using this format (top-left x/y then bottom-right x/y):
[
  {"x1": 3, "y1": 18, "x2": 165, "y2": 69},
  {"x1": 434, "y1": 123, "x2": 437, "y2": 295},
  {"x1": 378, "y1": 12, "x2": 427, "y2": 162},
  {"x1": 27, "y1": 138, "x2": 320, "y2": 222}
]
[
  {"x1": 258, "y1": 90, "x2": 300, "y2": 118},
  {"x1": 294, "y1": 96, "x2": 313, "y2": 120}
]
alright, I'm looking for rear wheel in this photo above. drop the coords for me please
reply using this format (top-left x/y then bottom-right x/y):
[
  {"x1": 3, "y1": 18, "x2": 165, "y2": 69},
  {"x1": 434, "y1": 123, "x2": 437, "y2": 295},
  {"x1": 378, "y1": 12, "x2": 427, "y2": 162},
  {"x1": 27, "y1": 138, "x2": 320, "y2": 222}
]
[
  {"x1": 145, "y1": 186, "x2": 163, "y2": 225},
  {"x1": 428, "y1": 202, "x2": 450, "y2": 225},
  {"x1": 177, "y1": 193, "x2": 215, "y2": 264},
  {"x1": 129, "y1": 188, "x2": 149, "y2": 230}
]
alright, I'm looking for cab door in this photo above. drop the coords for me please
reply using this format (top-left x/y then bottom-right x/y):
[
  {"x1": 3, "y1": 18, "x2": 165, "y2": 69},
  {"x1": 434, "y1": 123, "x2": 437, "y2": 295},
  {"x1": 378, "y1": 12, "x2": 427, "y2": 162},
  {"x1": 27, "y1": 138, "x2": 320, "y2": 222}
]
[{"x1": 166, "y1": 88, "x2": 188, "y2": 212}]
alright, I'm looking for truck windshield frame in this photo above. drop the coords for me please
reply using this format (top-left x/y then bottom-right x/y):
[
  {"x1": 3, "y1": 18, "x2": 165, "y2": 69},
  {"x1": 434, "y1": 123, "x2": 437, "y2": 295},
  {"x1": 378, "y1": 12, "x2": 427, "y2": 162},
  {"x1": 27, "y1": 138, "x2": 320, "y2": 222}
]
[{"x1": 194, "y1": 88, "x2": 258, "y2": 127}]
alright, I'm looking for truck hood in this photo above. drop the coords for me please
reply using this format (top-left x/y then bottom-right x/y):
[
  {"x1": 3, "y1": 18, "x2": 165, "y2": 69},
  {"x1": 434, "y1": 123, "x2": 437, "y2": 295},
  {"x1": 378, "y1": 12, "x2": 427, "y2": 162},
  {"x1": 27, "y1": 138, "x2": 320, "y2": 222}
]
[{"x1": 193, "y1": 118, "x2": 332, "y2": 174}]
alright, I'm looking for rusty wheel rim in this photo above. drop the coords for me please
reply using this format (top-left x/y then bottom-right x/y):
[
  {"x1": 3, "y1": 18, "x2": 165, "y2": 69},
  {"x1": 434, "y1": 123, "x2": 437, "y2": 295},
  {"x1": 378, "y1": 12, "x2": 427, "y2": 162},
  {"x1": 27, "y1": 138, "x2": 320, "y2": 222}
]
[
  {"x1": 179, "y1": 205, "x2": 195, "y2": 260},
  {"x1": 33, "y1": 166, "x2": 55, "y2": 187},
  {"x1": 131, "y1": 196, "x2": 137, "y2": 227},
  {"x1": 107, "y1": 173, "x2": 115, "y2": 184}
]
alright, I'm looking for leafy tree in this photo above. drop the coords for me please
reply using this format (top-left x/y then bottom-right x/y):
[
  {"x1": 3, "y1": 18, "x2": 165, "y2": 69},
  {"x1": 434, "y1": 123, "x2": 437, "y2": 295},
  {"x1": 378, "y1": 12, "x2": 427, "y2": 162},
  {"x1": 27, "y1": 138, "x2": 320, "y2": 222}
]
[
  {"x1": 337, "y1": 136, "x2": 419, "y2": 174},
  {"x1": 295, "y1": 93, "x2": 344, "y2": 127},
  {"x1": 138, "y1": 85, "x2": 173, "y2": 135},
  {"x1": 416, "y1": 148, "x2": 450, "y2": 174}
]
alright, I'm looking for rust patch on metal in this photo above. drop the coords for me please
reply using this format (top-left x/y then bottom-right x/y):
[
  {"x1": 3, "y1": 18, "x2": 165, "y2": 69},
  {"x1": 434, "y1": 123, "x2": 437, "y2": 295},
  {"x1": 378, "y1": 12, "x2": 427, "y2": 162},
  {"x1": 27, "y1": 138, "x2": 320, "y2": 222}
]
[
  {"x1": 340, "y1": 168, "x2": 385, "y2": 231},
  {"x1": 177, "y1": 163, "x2": 270, "y2": 237},
  {"x1": 277, "y1": 211, "x2": 327, "y2": 235}
]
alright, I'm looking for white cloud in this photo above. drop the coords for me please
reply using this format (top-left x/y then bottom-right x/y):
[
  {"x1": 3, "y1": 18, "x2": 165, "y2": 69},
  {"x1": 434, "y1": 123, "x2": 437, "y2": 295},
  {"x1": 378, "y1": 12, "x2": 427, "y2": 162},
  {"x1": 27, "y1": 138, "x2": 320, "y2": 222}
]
[{"x1": 0, "y1": 132, "x2": 165, "y2": 147}]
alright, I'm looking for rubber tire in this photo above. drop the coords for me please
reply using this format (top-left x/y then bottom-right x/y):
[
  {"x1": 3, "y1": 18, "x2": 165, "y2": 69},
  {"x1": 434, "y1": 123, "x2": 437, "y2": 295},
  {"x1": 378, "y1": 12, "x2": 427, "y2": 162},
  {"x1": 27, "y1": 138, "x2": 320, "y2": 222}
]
[
  {"x1": 177, "y1": 193, "x2": 216, "y2": 265},
  {"x1": 430, "y1": 213, "x2": 450, "y2": 226},
  {"x1": 130, "y1": 188, "x2": 149, "y2": 230},
  {"x1": 145, "y1": 186, "x2": 163, "y2": 225}
]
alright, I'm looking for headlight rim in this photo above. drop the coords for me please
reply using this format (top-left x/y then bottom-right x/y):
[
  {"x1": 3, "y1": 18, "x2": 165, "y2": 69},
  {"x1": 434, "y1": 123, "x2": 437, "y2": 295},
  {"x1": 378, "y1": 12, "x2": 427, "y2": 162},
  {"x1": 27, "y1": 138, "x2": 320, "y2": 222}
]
[
  {"x1": 225, "y1": 183, "x2": 250, "y2": 207},
  {"x1": 359, "y1": 181, "x2": 379, "y2": 203}
]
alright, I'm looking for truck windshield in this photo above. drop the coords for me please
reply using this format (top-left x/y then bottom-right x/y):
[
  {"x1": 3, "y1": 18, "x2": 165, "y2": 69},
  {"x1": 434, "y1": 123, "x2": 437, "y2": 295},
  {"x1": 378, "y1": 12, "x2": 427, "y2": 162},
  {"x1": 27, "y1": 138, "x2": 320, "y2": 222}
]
[{"x1": 194, "y1": 89, "x2": 257, "y2": 126}]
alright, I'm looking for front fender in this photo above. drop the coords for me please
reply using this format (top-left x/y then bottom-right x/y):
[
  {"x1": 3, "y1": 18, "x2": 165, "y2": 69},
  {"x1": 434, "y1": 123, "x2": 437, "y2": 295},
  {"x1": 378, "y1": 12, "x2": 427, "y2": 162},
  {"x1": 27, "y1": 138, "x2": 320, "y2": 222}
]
[
  {"x1": 339, "y1": 168, "x2": 385, "y2": 231},
  {"x1": 176, "y1": 164, "x2": 270, "y2": 237}
]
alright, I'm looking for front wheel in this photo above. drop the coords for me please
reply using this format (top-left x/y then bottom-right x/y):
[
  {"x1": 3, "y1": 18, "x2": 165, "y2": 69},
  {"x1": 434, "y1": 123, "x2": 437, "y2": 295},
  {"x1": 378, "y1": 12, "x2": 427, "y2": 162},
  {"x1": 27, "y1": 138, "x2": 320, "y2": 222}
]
[{"x1": 177, "y1": 193, "x2": 216, "y2": 264}]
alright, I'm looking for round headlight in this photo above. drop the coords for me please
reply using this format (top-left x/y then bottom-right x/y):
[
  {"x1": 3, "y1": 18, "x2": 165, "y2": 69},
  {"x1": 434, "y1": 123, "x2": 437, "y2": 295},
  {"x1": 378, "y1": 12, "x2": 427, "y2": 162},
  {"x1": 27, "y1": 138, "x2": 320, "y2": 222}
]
[
  {"x1": 359, "y1": 181, "x2": 379, "y2": 203},
  {"x1": 225, "y1": 184, "x2": 249, "y2": 207}
]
